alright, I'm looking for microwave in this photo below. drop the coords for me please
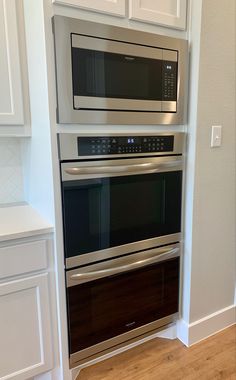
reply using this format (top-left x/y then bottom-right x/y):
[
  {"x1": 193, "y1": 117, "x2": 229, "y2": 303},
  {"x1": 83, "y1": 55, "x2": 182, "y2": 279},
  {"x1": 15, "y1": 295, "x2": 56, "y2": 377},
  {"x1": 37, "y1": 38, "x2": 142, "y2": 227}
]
[{"x1": 53, "y1": 16, "x2": 188, "y2": 125}]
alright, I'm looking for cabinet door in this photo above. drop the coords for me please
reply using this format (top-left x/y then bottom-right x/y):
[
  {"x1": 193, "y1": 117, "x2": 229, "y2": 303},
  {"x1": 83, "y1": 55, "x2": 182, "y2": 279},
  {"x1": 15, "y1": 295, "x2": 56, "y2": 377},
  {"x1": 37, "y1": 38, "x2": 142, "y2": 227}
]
[
  {"x1": 52, "y1": 0, "x2": 126, "y2": 17},
  {"x1": 129, "y1": 0, "x2": 187, "y2": 30},
  {"x1": 0, "y1": 274, "x2": 53, "y2": 380},
  {"x1": 0, "y1": 0, "x2": 24, "y2": 125}
]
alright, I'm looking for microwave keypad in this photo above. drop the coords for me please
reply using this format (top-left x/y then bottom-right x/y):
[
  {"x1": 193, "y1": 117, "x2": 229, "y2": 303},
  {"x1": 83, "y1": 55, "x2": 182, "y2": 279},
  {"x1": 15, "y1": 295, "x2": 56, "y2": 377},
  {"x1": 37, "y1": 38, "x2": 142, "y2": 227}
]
[
  {"x1": 162, "y1": 61, "x2": 177, "y2": 101},
  {"x1": 78, "y1": 136, "x2": 174, "y2": 156}
]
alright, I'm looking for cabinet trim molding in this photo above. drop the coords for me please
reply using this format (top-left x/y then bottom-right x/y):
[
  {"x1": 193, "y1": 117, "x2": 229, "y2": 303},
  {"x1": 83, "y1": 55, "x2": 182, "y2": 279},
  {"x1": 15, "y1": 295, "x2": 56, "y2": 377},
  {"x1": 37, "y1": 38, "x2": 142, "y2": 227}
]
[{"x1": 129, "y1": 0, "x2": 187, "y2": 30}]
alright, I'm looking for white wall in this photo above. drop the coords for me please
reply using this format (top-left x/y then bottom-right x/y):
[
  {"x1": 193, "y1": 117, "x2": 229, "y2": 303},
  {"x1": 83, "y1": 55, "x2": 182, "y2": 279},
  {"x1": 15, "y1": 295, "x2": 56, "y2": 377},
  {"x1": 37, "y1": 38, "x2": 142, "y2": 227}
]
[{"x1": 179, "y1": 0, "x2": 236, "y2": 344}]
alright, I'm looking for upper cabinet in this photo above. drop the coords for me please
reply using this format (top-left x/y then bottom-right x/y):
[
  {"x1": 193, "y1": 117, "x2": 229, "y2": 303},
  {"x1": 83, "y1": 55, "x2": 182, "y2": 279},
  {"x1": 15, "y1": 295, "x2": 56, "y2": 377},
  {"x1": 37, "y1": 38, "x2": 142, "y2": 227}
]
[
  {"x1": 0, "y1": 0, "x2": 24, "y2": 125},
  {"x1": 52, "y1": 0, "x2": 126, "y2": 17},
  {"x1": 129, "y1": 0, "x2": 187, "y2": 30},
  {"x1": 52, "y1": 0, "x2": 187, "y2": 29}
]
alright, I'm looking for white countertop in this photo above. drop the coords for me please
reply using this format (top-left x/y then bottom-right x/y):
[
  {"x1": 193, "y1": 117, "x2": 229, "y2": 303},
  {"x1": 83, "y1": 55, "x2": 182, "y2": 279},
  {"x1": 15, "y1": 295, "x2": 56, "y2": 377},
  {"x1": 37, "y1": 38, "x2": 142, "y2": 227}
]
[{"x1": 0, "y1": 204, "x2": 53, "y2": 242}]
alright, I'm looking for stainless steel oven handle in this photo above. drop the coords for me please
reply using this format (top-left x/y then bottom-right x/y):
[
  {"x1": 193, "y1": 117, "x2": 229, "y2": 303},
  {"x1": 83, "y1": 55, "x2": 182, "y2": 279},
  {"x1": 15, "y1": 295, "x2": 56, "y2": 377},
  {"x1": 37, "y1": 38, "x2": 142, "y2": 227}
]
[
  {"x1": 70, "y1": 247, "x2": 179, "y2": 282},
  {"x1": 64, "y1": 160, "x2": 182, "y2": 176}
]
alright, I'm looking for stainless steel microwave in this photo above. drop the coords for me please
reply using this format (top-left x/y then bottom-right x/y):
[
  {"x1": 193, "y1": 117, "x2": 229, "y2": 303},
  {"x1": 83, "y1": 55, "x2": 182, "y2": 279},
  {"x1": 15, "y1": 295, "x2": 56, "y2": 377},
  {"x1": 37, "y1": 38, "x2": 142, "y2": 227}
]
[{"x1": 52, "y1": 16, "x2": 188, "y2": 125}]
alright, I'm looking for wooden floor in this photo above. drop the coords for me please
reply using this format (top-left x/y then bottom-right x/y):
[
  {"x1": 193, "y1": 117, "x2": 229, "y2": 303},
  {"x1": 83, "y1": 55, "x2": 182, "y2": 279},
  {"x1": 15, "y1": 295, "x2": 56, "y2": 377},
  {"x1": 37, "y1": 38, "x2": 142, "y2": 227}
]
[{"x1": 78, "y1": 325, "x2": 236, "y2": 380}]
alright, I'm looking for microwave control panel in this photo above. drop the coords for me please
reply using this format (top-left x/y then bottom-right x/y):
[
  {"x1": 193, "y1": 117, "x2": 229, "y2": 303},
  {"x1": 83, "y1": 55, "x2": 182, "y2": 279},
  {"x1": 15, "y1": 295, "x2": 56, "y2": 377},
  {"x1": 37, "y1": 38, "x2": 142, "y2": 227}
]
[
  {"x1": 162, "y1": 61, "x2": 177, "y2": 101},
  {"x1": 78, "y1": 136, "x2": 174, "y2": 156}
]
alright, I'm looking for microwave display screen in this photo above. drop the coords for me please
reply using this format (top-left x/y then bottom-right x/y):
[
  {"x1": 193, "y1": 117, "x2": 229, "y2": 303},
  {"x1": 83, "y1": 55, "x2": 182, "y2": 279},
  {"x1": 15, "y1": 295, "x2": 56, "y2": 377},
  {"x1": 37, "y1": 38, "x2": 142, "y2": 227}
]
[{"x1": 72, "y1": 48, "x2": 177, "y2": 102}]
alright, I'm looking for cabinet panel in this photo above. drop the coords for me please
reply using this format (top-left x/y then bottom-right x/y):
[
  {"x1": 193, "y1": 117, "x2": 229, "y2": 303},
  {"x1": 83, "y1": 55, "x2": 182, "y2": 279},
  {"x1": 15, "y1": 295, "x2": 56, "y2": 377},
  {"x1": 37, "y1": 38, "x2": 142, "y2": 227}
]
[
  {"x1": 129, "y1": 0, "x2": 187, "y2": 30},
  {"x1": 0, "y1": 0, "x2": 24, "y2": 125},
  {"x1": 0, "y1": 240, "x2": 48, "y2": 280},
  {"x1": 52, "y1": 0, "x2": 126, "y2": 17},
  {"x1": 0, "y1": 274, "x2": 53, "y2": 380}
]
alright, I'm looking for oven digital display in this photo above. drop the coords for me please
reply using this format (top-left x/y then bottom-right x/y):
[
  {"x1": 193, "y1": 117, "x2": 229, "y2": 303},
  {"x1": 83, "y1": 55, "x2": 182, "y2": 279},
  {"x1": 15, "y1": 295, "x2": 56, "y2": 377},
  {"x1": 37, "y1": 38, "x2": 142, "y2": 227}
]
[{"x1": 121, "y1": 137, "x2": 142, "y2": 145}]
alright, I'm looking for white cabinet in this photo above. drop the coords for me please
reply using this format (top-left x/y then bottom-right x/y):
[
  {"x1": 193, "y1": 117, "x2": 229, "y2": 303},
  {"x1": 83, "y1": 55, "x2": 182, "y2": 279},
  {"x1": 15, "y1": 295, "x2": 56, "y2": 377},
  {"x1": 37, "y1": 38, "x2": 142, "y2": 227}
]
[
  {"x1": 52, "y1": 0, "x2": 126, "y2": 17},
  {"x1": 0, "y1": 0, "x2": 24, "y2": 125},
  {"x1": 52, "y1": 0, "x2": 187, "y2": 29},
  {"x1": 0, "y1": 274, "x2": 53, "y2": 380},
  {"x1": 0, "y1": 238, "x2": 53, "y2": 380},
  {"x1": 129, "y1": 0, "x2": 187, "y2": 29}
]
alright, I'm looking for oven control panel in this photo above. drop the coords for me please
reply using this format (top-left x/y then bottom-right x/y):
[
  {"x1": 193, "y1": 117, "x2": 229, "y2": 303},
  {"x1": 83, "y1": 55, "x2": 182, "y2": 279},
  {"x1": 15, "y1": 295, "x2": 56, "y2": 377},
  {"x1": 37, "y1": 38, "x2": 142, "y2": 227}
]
[{"x1": 78, "y1": 136, "x2": 174, "y2": 156}]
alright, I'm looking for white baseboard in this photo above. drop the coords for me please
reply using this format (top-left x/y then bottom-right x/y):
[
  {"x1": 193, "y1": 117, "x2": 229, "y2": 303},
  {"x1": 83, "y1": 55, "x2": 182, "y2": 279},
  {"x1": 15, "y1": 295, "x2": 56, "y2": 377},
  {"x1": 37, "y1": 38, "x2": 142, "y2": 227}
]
[
  {"x1": 71, "y1": 324, "x2": 176, "y2": 380},
  {"x1": 177, "y1": 304, "x2": 236, "y2": 347}
]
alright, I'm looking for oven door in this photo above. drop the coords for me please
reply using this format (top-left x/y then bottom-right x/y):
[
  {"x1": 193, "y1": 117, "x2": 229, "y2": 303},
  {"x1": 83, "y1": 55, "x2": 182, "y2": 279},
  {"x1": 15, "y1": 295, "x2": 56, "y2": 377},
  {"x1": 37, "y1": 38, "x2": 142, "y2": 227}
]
[
  {"x1": 66, "y1": 243, "x2": 180, "y2": 367},
  {"x1": 61, "y1": 156, "x2": 182, "y2": 268}
]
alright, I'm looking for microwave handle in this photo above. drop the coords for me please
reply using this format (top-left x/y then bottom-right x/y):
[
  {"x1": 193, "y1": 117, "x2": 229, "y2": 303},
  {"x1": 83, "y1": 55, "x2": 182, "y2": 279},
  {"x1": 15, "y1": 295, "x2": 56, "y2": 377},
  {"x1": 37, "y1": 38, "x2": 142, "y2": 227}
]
[
  {"x1": 64, "y1": 160, "x2": 182, "y2": 177},
  {"x1": 69, "y1": 247, "x2": 179, "y2": 284}
]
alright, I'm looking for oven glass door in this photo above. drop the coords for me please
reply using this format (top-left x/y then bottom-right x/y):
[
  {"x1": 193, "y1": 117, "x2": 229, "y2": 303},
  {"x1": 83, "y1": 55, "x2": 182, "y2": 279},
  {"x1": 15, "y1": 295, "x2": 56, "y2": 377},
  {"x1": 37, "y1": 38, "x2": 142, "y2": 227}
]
[
  {"x1": 71, "y1": 34, "x2": 177, "y2": 111},
  {"x1": 67, "y1": 255, "x2": 179, "y2": 357},
  {"x1": 62, "y1": 170, "x2": 182, "y2": 260}
]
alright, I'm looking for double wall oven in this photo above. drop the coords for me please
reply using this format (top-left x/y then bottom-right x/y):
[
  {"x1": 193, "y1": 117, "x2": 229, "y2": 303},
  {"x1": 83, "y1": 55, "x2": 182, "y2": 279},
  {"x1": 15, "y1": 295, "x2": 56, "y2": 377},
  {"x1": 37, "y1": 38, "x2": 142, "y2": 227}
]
[{"x1": 58, "y1": 133, "x2": 184, "y2": 367}]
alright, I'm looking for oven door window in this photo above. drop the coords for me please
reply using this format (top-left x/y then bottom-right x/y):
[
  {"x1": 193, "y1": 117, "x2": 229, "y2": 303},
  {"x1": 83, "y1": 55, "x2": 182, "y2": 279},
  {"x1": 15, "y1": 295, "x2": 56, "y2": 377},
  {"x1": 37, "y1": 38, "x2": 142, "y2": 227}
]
[
  {"x1": 62, "y1": 171, "x2": 182, "y2": 258},
  {"x1": 67, "y1": 257, "x2": 179, "y2": 354}
]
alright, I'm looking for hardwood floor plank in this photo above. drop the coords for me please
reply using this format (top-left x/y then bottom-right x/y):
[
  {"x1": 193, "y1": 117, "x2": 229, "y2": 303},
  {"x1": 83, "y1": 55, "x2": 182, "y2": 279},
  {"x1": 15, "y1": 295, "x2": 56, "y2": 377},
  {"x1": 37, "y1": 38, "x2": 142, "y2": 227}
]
[{"x1": 77, "y1": 325, "x2": 236, "y2": 380}]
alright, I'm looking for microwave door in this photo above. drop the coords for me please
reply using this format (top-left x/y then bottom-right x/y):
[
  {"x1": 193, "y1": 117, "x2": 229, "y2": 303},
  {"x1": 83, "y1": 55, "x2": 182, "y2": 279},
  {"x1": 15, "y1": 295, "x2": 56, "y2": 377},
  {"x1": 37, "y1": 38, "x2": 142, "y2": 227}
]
[{"x1": 71, "y1": 34, "x2": 177, "y2": 112}]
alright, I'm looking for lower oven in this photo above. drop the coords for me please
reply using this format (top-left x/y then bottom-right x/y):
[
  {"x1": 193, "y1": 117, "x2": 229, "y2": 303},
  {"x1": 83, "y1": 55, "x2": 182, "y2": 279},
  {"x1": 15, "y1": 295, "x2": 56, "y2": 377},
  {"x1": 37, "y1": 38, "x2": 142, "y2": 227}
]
[
  {"x1": 58, "y1": 133, "x2": 184, "y2": 367},
  {"x1": 66, "y1": 243, "x2": 180, "y2": 366}
]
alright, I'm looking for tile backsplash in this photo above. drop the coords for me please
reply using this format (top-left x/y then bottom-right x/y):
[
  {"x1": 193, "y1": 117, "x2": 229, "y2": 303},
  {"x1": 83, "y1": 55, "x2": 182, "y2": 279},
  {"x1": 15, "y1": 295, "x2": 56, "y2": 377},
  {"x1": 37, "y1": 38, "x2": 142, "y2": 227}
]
[{"x1": 0, "y1": 138, "x2": 25, "y2": 204}]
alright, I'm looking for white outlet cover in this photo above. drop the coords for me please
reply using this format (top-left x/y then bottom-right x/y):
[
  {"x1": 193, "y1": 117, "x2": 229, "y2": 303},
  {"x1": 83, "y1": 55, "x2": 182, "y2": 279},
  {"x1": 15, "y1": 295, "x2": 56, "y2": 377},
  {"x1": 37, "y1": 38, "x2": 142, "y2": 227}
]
[{"x1": 211, "y1": 125, "x2": 222, "y2": 147}]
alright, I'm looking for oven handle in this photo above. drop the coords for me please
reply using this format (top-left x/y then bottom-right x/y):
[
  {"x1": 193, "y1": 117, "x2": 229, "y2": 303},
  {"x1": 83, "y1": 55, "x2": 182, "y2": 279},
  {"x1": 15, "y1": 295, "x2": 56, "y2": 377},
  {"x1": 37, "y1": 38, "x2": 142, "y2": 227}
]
[
  {"x1": 64, "y1": 160, "x2": 182, "y2": 177},
  {"x1": 69, "y1": 247, "x2": 179, "y2": 283}
]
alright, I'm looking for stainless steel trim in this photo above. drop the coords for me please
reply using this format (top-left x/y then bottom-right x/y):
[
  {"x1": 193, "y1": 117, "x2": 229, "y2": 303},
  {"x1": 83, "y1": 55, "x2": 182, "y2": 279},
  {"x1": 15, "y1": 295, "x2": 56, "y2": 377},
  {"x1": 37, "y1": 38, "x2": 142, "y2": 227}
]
[
  {"x1": 74, "y1": 96, "x2": 162, "y2": 112},
  {"x1": 163, "y1": 50, "x2": 178, "y2": 62},
  {"x1": 161, "y1": 101, "x2": 176, "y2": 112},
  {"x1": 58, "y1": 132, "x2": 185, "y2": 161},
  {"x1": 69, "y1": 313, "x2": 178, "y2": 367},
  {"x1": 57, "y1": 110, "x2": 183, "y2": 125},
  {"x1": 67, "y1": 245, "x2": 179, "y2": 286},
  {"x1": 64, "y1": 158, "x2": 182, "y2": 178},
  {"x1": 66, "y1": 233, "x2": 181, "y2": 268},
  {"x1": 72, "y1": 34, "x2": 164, "y2": 60},
  {"x1": 53, "y1": 16, "x2": 188, "y2": 124}
]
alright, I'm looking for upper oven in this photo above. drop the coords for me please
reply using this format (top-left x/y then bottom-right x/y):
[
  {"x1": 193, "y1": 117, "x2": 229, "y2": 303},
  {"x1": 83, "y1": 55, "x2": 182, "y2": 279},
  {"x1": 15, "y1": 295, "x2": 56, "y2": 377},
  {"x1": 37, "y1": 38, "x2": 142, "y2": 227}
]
[
  {"x1": 58, "y1": 133, "x2": 184, "y2": 269},
  {"x1": 52, "y1": 16, "x2": 188, "y2": 125}
]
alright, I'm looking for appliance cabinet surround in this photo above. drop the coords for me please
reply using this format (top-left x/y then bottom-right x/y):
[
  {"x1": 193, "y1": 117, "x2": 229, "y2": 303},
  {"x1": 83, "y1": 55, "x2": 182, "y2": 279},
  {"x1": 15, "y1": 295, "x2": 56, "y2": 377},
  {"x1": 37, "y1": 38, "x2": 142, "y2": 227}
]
[
  {"x1": 0, "y1": 237, "x2": 53, "y2": 380},
  {"x1": 52, "y1": 0, "x2": 187, "y2": 29}
]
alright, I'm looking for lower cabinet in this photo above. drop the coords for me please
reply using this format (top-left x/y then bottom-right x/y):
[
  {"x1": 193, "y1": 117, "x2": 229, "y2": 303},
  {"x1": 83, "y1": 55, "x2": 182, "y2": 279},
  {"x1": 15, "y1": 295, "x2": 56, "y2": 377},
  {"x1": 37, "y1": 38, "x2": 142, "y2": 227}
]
[{"x1": 0, "y1": 271, "x2": 53, "y2": 379}]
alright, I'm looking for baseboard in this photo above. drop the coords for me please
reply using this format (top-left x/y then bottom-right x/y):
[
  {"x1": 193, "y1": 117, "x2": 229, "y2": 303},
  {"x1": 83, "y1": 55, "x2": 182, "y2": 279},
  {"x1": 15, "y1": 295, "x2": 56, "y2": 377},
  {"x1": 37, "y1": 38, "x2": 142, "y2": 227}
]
[{"x1": 177, "y1": 304, "x2": 236, "y2": 347}]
